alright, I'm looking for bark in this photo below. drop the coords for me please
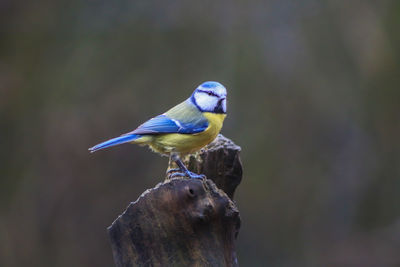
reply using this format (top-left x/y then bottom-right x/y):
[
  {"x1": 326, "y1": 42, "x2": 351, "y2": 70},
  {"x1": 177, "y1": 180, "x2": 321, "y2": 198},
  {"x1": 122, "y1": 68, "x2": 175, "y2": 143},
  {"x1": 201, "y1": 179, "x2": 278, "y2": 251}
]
[{"x1": 108, "y1": 135, "x2": 242, "y2": 266}]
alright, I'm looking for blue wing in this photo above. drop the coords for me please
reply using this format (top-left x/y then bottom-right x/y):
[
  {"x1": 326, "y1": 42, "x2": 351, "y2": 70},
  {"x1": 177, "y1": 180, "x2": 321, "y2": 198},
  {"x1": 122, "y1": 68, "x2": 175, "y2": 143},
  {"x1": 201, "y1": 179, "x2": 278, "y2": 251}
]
[
  {"x1": 126, "y1": 114, "x2": 208, "y2": 135},
  {"x1": 89, "y1": 100, "x2": 209, "y2": 153}
]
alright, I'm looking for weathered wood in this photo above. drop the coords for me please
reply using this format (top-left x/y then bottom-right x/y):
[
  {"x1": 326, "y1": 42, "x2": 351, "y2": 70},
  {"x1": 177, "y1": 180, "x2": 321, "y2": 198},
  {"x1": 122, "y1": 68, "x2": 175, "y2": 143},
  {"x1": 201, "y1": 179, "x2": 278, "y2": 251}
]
[
  {"x1": 108, "y1": 135, "x2": 242, "y2": 266},
  {"x1": 183, "y1": 134, "x2": 242, "y2": 199}
]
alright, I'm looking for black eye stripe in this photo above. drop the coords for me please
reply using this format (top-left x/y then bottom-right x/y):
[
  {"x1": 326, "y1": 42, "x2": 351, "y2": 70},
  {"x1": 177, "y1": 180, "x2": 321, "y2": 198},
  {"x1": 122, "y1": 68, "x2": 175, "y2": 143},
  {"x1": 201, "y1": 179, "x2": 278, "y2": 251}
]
[{"x1": 197, "y1": 89, "x2": 219, "y2": 97}]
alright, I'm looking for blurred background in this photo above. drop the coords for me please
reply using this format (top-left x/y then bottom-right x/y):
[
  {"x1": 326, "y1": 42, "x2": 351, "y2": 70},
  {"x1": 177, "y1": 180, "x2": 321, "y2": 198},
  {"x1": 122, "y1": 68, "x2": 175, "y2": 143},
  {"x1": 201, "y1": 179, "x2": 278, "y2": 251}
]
[{"x1": 1, "y1": 0, "x2": 400, "y2": 266}]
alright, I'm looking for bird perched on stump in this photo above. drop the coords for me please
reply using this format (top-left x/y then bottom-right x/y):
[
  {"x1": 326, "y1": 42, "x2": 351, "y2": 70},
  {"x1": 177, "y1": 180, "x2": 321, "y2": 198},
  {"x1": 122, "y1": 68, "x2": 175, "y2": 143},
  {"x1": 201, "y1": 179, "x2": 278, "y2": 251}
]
[{"x1": 89, "y1": 81, "x2": 227, "y2": 179}]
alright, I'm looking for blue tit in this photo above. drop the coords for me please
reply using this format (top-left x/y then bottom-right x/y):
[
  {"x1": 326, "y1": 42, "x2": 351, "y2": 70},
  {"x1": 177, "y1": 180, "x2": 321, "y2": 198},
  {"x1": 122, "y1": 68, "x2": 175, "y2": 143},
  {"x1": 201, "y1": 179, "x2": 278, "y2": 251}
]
[{"x1": 89, "y1": 81, "x2": 227, "y2": 179}]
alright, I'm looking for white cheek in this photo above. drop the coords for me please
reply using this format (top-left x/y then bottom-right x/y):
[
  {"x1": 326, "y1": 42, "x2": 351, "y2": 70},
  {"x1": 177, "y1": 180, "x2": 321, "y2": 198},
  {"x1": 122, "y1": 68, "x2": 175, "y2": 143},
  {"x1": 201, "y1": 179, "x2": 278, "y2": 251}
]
[{"x1": 195, "y1": 94, "x2": 218, "y2": 111}]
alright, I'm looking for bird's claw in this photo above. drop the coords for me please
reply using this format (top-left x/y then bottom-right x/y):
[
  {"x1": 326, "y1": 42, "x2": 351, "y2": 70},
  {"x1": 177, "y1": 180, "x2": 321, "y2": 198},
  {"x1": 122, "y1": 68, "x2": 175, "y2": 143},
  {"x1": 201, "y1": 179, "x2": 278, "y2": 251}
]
[
  {"x1": 168, "y1": 171, "x2": 206, "y2": 179},
  {"x1": 166, "y1": 168, "x2": 180, "y2": 174},
  {"x1": 186, "y1": 171, "x2": 206, "y2": 179}
]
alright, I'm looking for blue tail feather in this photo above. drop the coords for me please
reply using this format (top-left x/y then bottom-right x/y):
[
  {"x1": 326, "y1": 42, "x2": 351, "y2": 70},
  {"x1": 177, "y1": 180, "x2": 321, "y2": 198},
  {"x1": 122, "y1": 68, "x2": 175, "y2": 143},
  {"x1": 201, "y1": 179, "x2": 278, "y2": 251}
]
[{"x1": 89, "y1": 134, "x2": 140, "y2": 153}]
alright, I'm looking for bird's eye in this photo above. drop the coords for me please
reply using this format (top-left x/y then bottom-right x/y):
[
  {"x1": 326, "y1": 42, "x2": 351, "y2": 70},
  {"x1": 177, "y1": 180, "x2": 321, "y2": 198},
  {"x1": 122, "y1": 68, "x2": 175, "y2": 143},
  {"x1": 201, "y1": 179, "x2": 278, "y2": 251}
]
[{"x1": 207, "y1": 92, "x2": 213, "y2": 96}]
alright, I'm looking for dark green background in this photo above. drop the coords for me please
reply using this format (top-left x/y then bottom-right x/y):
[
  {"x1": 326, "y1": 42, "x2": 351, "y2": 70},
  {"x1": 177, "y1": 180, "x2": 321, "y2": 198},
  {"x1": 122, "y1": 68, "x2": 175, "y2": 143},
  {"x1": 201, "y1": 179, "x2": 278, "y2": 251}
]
[{"x1": 1, "y1": 0, "x2": 400, "y2": 266}]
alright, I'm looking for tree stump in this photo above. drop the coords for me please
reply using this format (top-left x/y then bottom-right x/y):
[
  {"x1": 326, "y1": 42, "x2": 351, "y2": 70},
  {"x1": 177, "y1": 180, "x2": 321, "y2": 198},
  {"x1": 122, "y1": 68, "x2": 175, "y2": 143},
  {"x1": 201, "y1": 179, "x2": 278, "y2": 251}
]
[{"x1": 108, "y1": 135, "x2": 242, "y2": 266}]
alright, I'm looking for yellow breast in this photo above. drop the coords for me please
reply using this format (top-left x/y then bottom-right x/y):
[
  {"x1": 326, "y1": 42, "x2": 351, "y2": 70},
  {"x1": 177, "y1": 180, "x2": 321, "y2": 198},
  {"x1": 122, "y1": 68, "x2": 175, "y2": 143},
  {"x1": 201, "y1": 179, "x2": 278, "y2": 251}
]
[{"x1": 148, "y1": 113, "x2": 226, "y2": 155}]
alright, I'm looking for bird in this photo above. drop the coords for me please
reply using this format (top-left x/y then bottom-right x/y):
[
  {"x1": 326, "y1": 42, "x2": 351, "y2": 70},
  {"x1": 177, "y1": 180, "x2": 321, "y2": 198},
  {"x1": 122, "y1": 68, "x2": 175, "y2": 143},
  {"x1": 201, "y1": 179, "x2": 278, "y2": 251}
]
[{"x1": 88, "y1": 81, "x2": 227, "y2": 179}]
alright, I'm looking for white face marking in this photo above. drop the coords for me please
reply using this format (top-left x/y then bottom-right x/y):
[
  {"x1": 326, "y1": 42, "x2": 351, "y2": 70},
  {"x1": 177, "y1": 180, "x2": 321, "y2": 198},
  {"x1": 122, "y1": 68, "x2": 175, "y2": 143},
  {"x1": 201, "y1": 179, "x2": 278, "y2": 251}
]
[
  {"x1": 194, "y1": 92, "x2": 219, "y2": 111},
  {"x1": 192, "y1": 81, "x2": 227, "y2": 113}
]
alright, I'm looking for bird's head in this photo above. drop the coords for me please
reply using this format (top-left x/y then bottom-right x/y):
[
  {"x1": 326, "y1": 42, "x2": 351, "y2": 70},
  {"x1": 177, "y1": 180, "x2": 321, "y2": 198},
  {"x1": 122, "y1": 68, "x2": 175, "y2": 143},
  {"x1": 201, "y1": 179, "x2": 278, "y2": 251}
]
[{"x1": 190, "y1": 81, "x2": 227, "y2": 114}]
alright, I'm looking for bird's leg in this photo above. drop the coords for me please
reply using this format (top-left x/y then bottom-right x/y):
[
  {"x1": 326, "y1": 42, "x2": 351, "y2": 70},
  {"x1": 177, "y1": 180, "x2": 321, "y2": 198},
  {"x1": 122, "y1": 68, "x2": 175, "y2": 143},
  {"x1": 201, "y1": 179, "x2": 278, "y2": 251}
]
[
  {"x1": 166, "y1": 155, "x2": 180, "y2": 174},
  {"x1": 168, "y1": 154, "x2": 206, "y2": 179}
]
